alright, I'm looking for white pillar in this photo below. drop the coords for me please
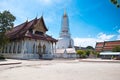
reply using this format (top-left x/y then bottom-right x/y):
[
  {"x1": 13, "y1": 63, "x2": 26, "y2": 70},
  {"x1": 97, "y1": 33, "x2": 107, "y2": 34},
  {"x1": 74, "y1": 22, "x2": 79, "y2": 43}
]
[
  {"x1": 51, "y1": 42, "x2": 53, "y2": 54},
  {"x1": 24, "y1": 40, "x2": 27, "y2": 53},
  {"x1": 19, "y1": 41, "x2": 22, "y2": 53},
  {"x1": 21, "y1": 40, "x2": 25, "y2": 54},
  {"x1": 34, "y1": 41, "x2": 36, "y2": 54},
  {"x1": 55, "y1": 42, "x2": 56, "y2": 54}
]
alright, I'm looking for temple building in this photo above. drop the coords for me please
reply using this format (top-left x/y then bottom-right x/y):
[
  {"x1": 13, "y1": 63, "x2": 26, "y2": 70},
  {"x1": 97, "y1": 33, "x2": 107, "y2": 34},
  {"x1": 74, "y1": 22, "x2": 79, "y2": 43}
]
[
  {"x1": 54, "y1": 11, "x2": 76, "y2": 58},
  {"x1": 0, "y1": 16, "x2": 57, "y2": 59},
  {"x1": 95, "y1": 40, "x2": 120, "y2": 59},
  {"x1": 95, "y1": 40, "x2": 120, "y2": 52}
]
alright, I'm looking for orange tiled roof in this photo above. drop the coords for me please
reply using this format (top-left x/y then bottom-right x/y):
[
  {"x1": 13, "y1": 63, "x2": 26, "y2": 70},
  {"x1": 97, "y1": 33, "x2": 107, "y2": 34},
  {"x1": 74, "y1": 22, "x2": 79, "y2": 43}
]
[{"x1": 95, "y1": 40, "x2": 120, "y2": 52}]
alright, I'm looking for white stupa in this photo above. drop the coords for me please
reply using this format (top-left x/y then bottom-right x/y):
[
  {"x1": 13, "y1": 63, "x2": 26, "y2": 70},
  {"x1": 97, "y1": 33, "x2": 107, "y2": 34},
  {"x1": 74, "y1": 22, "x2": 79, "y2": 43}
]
[{"x1": 54, "y1": 11, "x2": 76, "y2": 58}]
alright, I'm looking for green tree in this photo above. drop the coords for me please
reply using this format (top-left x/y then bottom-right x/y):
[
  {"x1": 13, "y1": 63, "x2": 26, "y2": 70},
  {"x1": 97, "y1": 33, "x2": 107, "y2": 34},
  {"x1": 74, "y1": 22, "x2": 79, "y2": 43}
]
[
  {"x1": 85, "y1": 50, "x2": 90, "y2": 56},
  {"x1": 112, "y1": 46, "x2": 120, "y2": 52},
  {"x1": 0, "y1": 10, "x2": 16, "y2": 51},
  {"x1": 77, "y1": 50, "x2": 86, "y2": 58},
  {"x1": 110, "y1": 0, "x2": 120, "y2": 8},
  {"x1": 86, "y1": 46, "x2": 94, "y2": 50}
]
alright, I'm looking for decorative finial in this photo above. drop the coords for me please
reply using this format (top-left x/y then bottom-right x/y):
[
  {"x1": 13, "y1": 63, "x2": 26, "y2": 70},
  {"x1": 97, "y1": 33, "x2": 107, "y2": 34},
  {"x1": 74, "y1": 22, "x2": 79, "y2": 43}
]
[
  {"x1": 63, "y1": 8, "x2": 67, "y2": 17},
  {"x1": 64, "y1": 8, "x2": 66, "y2": 15},
  {"x1": 26, "y1": 17, "x2": 28, "y2": 22},
  {"x1": 35, "y1": 13, "x2": 38, "y2": 19},
  {"x1": 41, "y1": 12, "x2": 44, "y2": 18}
]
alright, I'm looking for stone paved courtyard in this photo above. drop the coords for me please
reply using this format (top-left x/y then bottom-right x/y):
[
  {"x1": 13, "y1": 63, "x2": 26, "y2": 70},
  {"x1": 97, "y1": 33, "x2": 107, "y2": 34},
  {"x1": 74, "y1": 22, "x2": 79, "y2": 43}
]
[{"x1": 0, "y1": 59, "x2": 120, "y2": 80}]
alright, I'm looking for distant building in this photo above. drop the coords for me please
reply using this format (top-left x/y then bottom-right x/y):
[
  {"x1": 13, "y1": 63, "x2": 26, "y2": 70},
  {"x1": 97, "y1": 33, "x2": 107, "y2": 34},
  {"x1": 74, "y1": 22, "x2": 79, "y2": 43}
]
[
  {"x1": 95, "y1": 40, "x2": 120, "y2": 52},
  {"x1": 95, "y1": 40, "x2": 120, "y2": 59},
  {"x1": 74, "y1": 46, "x2": 94, "y2": 51},
  {"x1": 74, "y1": 46, "x2": 80, "y2": 50},
  {"x1": 0, "y1": 16, "x2": 57, "y2": 59},
  {"x1": 55, "y1": 11, "x2": 76, "y2": 58}
]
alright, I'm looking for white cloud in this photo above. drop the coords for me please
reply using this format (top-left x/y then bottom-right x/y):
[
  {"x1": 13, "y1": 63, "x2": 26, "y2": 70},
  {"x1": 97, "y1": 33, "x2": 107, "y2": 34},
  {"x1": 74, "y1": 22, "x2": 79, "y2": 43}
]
[
  {"x1": 118, "y1": 29, "x2": 120, "y2": 33},
  {"x1": 73, "y1": 37, "x2": 103, "y2": 48},
  {"x1": 117, "y1": 35, "x2": 120, "y2": 40},
  {"x1": 73, "y1": 33, "x2": 115, "y2": 48},
  {"x1": 97, "y1": 32, "x2": 115, "y2": 41},
  {"x1": 117, "y1": 29, "x2": 120, "y2": 40}
]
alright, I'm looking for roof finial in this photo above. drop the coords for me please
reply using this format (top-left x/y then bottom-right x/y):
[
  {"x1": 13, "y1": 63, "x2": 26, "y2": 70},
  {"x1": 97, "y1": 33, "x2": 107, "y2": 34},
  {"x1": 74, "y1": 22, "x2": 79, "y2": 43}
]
[
  {"x1": 64, "y1": 8, "x2": 66, "y2": 14},
  {"x1": 64, "y1": 8, "x2": 67, "y2": 17},
  {"x1": 26, "y1": 17, "x2": 28, "y2": 22},
  {"x1": 42, "y1": 12, "x2": 44, "y2": 17},
  {"x1": 36, "y1": 13, "x2": 38, "y2": 19}
]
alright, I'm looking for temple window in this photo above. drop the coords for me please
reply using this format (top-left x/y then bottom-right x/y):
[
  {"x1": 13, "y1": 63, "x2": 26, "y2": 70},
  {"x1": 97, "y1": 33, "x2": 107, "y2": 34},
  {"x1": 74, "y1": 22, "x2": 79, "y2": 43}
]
[
  {"x1": 43, "y1": 44, "x2": 46, "y2": 54},
  {"x1": 29, "y1": 29, "x2": 33, "y2": 33},
  {"x1": 35, "y1": 31, "x2": 43, "y2": 35}
]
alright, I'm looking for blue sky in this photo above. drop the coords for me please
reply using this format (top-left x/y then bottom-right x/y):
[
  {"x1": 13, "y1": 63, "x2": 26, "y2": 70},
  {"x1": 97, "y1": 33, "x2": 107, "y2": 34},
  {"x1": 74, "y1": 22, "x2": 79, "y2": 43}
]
[{"x1": 0, "y1": 0, "x2": 120, "y2": 47}]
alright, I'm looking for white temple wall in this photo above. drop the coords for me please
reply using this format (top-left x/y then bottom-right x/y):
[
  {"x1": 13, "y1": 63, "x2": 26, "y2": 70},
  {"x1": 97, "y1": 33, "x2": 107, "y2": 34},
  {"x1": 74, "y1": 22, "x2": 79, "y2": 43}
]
[{"x1": 0, "y1": 38, "x2": 56, "y2": 59}]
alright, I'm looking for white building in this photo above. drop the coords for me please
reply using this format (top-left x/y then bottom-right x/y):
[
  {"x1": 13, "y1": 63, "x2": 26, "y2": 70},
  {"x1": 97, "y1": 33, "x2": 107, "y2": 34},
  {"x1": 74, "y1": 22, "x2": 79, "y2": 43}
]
[
  {"x1": 0, "y1": 16, "x2": 57, "y2": 59},
  {"x1": 55, "y1": 11, "x2": 76, "y2": 58}
]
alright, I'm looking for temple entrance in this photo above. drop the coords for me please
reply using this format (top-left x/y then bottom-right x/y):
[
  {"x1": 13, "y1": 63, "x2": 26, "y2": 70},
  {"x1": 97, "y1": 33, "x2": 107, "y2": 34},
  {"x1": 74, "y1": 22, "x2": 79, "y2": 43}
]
[
  {"x1": 38, "y1": 43, "x2": 42, "y2": 59},
  {"x1": 43, "y1": 44, "x2": 46, "y2": 54}
]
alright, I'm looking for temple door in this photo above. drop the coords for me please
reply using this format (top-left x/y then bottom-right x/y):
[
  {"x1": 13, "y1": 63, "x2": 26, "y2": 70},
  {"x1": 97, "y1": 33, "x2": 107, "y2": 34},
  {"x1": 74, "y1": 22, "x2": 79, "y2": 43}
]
[
  {"x1": 43, "y1": 44, "x2": 46, "y2": 54},
  {"x1": 38, "y1": 43, "x2": 42, "y2": 58}
]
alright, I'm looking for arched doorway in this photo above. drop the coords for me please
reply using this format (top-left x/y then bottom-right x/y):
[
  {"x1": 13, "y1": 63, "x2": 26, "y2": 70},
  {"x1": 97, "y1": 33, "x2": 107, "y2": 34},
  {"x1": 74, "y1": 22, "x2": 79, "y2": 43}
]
[
  {"x1": 38, "y1": 43, "x2": 42, "y2": 58},
  {"x1": 43, "y1": 44, "x2": 46, "y2": 54}
]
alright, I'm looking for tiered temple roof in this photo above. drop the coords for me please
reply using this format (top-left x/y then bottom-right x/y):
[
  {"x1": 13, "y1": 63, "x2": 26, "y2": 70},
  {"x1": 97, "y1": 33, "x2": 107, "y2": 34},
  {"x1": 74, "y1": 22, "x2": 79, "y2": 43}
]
[
  {"x1": 6, "y1": 16, "x2": 57, "y2": 42},
  {"x1": 95, "y1": 40, "x2": 120, "y2": 52}
]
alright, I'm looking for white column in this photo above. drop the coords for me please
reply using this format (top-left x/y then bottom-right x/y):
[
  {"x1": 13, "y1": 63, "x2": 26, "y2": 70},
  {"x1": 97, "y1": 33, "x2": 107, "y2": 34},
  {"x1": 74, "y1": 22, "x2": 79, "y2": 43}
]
[
  {"x1": 26, "y1": 40, "x2": 29, "y2": 53},
  {"x1": 55, "y1": 42, "x2": 56, "y2": 54},
  {"x1": 51, "y1": 42, "x2": 53, "y2": 54},
  {"x1": 24, "y1": 40, "x2": 27, "y2": 54},
  {"x1": 25, "y1": 40, "x2": 28, "y2": 53},
  {"x1": 53, "y1": 43, "x2": 55, "y2": 54},
  {"x1": 21, "y1": 40, "x2": 25, "y2": 54},
  {"x1": 19, "y1": 41, "x2": 22, "y2": 53}
]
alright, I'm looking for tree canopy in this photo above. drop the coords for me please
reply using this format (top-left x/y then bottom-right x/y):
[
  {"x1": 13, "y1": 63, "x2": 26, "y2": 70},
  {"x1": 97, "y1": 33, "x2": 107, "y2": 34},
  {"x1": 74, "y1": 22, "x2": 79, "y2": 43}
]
[
  {"x1": 0, "y1": 10, "x2": 16, "y2": 32},
  {"x1": 110, "y1": 0, "x2": 120, "y2": 8},
  {"x1": 0, "y1": 10, "x2": 16, "y2": 50},
  {"x1": 86, "y1": 46, "x2": 94, "y2": 50},
  {"x1": 112, "y1": 46, "x2": 120, "y2": 52}
]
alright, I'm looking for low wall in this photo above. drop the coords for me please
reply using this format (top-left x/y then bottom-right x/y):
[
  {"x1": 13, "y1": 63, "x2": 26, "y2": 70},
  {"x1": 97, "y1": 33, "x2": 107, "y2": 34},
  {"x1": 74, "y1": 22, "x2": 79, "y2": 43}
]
[
  {"x1": 0, "y1": 53, "x2": 39, "y2": 59},
  {"x1": 53, "y1": 53, "x2": 77, "y2": 58}
]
